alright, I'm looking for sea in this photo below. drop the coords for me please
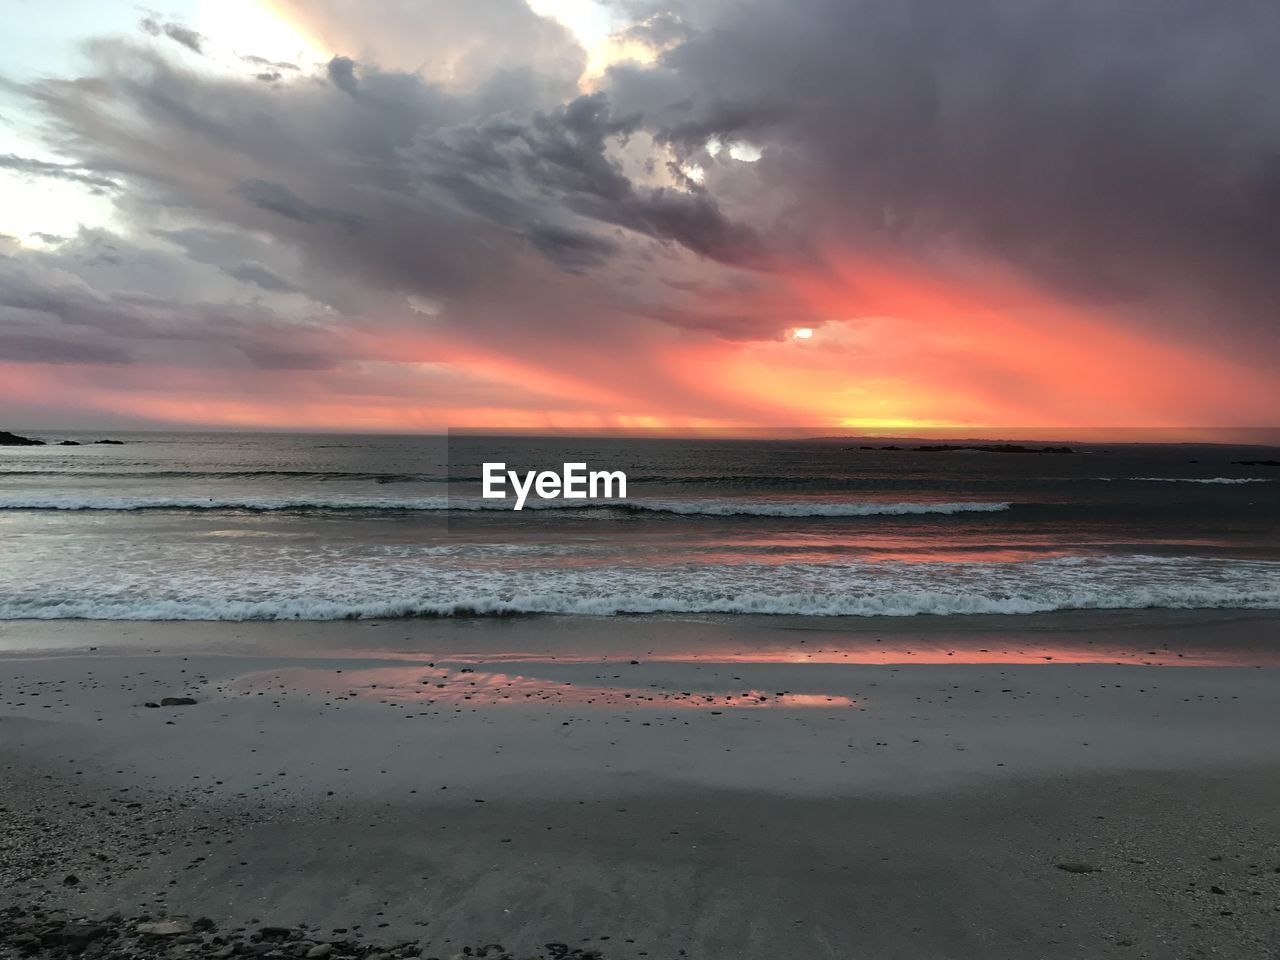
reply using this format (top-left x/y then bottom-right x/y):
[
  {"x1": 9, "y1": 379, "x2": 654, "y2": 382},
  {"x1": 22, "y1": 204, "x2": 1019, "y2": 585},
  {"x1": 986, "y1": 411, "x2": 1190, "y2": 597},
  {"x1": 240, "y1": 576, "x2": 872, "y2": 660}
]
[{"x1": 1, "y1": 431, "x2": 1278, "y2": 621}]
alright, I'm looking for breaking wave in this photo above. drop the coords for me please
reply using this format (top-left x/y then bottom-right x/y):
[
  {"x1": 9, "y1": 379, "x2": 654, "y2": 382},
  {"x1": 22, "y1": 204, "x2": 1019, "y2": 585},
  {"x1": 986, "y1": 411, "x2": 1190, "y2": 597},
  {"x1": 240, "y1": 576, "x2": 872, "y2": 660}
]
[
  {"x1": 1102, "y1": 477, "x2": 1273, "y2": 485},
  {"x1": 2, "y1": 555, "x2": 1275, "y2": 621},
  {"x1": 0, "y1": 495, "x2": 1012, "y2": 517}
]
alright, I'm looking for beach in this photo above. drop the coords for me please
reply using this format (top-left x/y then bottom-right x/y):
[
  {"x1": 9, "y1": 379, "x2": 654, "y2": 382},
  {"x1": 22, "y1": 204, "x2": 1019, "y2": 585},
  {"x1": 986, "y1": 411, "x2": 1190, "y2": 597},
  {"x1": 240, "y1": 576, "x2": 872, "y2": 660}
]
[
  {"x1": 4, "y1": 611, "x2": 1280, "y2": 959},
  {"x1": 6, "y1": 0, "x2": 1280, "y2": 952}
]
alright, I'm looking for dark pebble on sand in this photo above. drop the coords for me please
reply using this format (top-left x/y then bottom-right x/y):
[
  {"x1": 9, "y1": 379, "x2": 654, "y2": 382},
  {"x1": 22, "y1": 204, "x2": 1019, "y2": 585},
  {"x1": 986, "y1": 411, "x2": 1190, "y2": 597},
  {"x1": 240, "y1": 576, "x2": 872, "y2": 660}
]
[{"x1": 1056, "y1": 862, "x2": 1099, "y2": 874}]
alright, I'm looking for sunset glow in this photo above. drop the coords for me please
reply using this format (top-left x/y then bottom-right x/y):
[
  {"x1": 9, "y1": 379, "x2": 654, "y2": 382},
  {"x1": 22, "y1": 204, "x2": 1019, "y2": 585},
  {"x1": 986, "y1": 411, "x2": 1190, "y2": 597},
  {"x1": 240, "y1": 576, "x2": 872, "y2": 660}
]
[{"x1": 0, "y1": 0, "x2": 1276, "y2": 435}]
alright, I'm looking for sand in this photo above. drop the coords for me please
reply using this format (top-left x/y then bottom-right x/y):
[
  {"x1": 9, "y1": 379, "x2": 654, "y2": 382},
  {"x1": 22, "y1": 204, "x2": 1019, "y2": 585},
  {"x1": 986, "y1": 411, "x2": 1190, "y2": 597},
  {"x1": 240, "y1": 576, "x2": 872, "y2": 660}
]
[{"x1": 3, "y1": 611, "x2": 1280, "y2": 958}]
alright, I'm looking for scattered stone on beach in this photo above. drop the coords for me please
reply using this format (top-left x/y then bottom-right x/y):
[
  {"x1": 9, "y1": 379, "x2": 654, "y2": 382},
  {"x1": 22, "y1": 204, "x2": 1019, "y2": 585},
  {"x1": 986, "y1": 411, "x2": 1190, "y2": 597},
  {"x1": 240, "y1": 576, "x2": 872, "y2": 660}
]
[
  {"x1": 158, "y1": 696, "x2": 198, "y2": 706},
  {"x1": 1, "y1": 907, "x2": 603, "y2": 960},
  {"x1": 135, "y1": 918, "x2": 194, "y2": 936},
  {"x1": 1056, "y1": 862, "x2": 1100, "y2": 874}
]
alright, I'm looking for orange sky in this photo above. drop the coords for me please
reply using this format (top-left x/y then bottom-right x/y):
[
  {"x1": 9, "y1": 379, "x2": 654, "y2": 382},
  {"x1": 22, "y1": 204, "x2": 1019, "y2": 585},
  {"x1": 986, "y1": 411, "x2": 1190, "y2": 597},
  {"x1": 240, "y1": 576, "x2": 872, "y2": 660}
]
[
  {"x1": 2, "y1": 1, "x2": 1277, "y2": 437},
  {"x1": 4, "y1": 254, "x2": 1275, "y2": 437},
  {"x1": 3, "y1": 240, "x2": 1275, "y2": 437}
]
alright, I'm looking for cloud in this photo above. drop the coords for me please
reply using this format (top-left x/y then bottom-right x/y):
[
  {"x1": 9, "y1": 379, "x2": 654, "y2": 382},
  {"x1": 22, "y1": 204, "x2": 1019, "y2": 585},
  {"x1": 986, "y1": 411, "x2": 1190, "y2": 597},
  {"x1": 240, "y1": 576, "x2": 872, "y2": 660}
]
[
  {"x1": 223, "y1": 262, "x2": 299, "y2": 293},
  {"x1": 231, "y1": 179, "x2": 362, "y2": 232},
  {"x1": 2, "y1": 0, "x2": 1278, "y2": 428},
  {"x1": 139, "y1": 16, "x2": 205, "y2": 54},
  {"x1": 0, "y1": 244, "x2": 343, "y2": 370},
  {"x1": 326, "y1": 56, "x2": 359, "y2": 97},
  {"x1": 524, "y1": 222, "x2": 618, "y2": 270},
  {"x1": 272, "y1": 0, "x2": 586, "y2": 102},
  {"x1": 0, "y1": 153, "x2": 119, "y2": 191},
  {"x1": 603, "y1": 0, "x2": 1280, "y2": 359}
]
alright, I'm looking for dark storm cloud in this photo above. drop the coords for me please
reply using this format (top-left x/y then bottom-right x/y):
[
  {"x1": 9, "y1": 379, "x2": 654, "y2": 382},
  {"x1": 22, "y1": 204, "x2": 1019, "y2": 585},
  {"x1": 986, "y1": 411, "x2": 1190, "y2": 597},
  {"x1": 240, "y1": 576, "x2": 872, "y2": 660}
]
[
  {"x1": 604, "y1": 0, "x2": 1280, "y2": 353},
  {"x1": 7, "y1": 0, "x2": 1280, "y2": 378},
  {"x1": 412, "y1": 91, "x2": 766, "y2": 267},
  {"x1": 524, "y1": 221, "x2": 618, "y2": 270}
]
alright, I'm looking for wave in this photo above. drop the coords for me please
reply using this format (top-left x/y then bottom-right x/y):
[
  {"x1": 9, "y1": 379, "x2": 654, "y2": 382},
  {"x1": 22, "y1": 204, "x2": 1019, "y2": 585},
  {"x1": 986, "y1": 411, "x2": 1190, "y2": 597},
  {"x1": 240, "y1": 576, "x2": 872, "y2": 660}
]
[
  {"x1": 1101, "y1": 477, "x2": 1273, "y2": 485},
  {"x1": 0, "y1": 495, "x2": 1012, "y2": 517},
  {"x1": 2, "y1": 556, "x2": 1275, "y2": 621},
  {"x1": 0, "y1": 469, "x2": 449, "y2": 483},
  {"x1": 614, "y1": 500, "x2": 1011, "y2": 517}
]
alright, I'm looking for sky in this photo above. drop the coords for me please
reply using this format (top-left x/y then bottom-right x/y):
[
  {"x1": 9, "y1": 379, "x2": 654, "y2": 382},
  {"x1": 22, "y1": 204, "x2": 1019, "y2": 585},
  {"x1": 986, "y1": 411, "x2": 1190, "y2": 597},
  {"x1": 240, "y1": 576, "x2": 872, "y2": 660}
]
[{"x1": 0, "y1": 0, "x2": 1277, "y2": 433}]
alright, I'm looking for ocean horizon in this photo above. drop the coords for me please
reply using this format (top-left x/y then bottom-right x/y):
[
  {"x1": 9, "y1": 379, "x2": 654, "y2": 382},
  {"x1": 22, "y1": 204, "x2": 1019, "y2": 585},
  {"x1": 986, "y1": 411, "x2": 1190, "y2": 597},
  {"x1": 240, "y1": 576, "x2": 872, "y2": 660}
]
[{"x1": 2, "y1": 429, "x2": 1277, "y2": 622}]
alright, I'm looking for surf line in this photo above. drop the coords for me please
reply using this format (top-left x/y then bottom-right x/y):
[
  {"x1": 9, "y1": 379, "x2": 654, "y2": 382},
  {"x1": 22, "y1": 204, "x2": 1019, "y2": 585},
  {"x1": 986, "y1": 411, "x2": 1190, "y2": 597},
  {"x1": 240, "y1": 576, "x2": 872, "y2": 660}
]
[{"x1": 482, "y1": 462, "x2": 627, "y2": 511}]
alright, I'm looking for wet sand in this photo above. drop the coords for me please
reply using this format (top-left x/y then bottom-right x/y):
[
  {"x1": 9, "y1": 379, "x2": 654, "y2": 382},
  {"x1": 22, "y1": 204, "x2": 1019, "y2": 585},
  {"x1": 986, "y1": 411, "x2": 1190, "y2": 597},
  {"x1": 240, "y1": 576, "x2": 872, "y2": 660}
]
[{"x1": 3, "y1": 612, "x2": 1280, "y2": 958}]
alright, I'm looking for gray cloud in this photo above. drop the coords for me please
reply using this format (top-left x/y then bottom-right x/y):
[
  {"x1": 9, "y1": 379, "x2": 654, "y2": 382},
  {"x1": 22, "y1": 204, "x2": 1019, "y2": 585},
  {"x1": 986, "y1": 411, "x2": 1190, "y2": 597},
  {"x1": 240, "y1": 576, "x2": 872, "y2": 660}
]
[
  {"x1": 231, "y1": 179, "x2": 363, "y2": 233},
  {"x1": 0, "y1": 154, "x2": 119, "y2": 191},
  {"x1": 242, "y1": 55, "x2": 299, "y2": 71},
  {"x1": 524, "y1": 222, "x2": 618, "y2": 270},
  {"x1": 0, "y1": 249, "x2": 342, "y2": 370},
  {"x1": 223, "y1": 262, "x2": 299, "y2": 293},
  {"x1": 0, "y1": 332, "x2": 132, "y2": 365},
  {"x1": 139, "y1": 16, "x2": 205, "y2": 54},
  {"x1": 4, "y1": 0, "x2": 1279, "y2": 416},
  {"x1": 411, "y1": 91, "x2": 765, "y2": 268},
  {"x1": 604, "y1": 0, "x2": 1280, "y2": 357},
  {"x1": 326, "y1": 56, "x2": 359, "y2": 97}
]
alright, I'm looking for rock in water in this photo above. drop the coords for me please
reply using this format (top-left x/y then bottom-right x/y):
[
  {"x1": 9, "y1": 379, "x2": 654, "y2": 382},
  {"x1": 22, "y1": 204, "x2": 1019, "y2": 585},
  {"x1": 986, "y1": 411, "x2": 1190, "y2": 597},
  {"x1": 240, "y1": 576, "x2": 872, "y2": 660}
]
[{"x1": 0, "y1": 430, "x2": 44, "y2": 446}]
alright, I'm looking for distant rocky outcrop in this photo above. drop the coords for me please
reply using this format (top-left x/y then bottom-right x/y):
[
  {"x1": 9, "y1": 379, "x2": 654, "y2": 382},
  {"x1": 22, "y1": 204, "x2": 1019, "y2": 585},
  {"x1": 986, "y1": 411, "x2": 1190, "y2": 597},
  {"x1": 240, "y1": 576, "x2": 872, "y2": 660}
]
[
  {"x1": 1233, "y1": 459, "x2": 1280, "y2": 467},
  {"x1": 849, "y1": 442, "x2": 1073, "y2": 454},
  {"x1": 0, "y1": 431, "x2": 128, "y2": 446},
  {"x1": 0, "y1": 430, "x2": 45, "y2": 446},
  {"x1": 913, "y1": 444, "x2": 1074, "y2": 454}
]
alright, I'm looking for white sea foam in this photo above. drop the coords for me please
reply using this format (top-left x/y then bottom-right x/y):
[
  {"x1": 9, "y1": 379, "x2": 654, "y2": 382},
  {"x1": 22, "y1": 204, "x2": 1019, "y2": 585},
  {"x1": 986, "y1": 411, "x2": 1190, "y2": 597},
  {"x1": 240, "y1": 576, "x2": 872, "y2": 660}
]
[{"x1": 2, "y1": 555, "x2": 1275, "y2": 620}]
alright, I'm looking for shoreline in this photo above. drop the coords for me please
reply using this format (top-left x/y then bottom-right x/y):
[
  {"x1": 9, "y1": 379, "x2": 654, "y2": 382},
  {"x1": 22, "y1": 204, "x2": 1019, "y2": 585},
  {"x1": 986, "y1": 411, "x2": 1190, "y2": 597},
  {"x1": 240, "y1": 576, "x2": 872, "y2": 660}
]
[
  {"x1": 4, "y1": 606, "x2": 1280, "y2": 658},
  {"x1": 4, "y1": 611, "x2": 1280, "y2": 957}
]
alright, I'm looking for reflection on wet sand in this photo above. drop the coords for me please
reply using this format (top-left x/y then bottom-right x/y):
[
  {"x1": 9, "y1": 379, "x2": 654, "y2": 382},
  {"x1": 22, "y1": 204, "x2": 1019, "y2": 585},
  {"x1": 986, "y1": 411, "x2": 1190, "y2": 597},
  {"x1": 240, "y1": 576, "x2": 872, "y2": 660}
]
[
  {"x1": 223, "y1": 665, "x2": 857, "y2": 709},
  {"x1": 323, "y1": 642, "x2": 1259, "y2": 668}
]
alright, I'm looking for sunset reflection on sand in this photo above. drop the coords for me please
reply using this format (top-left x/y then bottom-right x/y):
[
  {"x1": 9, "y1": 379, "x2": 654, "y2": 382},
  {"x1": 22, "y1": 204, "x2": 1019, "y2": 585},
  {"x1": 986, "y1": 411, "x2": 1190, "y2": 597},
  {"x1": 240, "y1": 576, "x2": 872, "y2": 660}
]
[{"x1": 224, "y1": 665, "x2": 858, "y2": 709}]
